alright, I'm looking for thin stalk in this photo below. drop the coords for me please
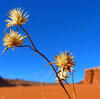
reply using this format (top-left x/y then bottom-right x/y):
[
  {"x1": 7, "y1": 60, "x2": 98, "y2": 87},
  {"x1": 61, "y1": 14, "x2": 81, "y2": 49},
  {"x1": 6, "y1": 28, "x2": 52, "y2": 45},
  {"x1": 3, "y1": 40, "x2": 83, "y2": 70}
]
[
  {"x1": 71, "y1": 72, "x2": 77, "y2": 99},
  {"x1": 17, "y1": 45, "x2": 35, "y2": 52},
  {"x1": 64, "y1": 80, "x2": 77, "y2": 99},
  {"x1": 19, "y1": 25, "x2": 71, "y2": 99},
  {"x1": 19, "y1": 25, "x2": 37, "y2": 51},
  {"x1": 64, "y1": 80, "x2": 73, "y2": 90}
]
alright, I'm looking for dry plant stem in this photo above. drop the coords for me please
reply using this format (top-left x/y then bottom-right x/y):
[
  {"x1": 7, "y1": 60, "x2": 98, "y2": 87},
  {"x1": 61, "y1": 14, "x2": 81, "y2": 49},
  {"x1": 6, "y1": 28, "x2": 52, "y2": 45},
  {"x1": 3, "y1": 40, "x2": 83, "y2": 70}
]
[
  {"x1": 71, "y1": 72, "x2": 77, "y2": 99},
  {"x1": 19, "y1": 25, "x2": 37, "y2": 51},
  {"x1": 64, "y1": 79, "x2": 78, "y2": 99},
  {"x1": 64, "y1": 80, "x2": 73, "y2": 90},
  {"x1": 19, "y1": 25, "x2": 71, "y2": 99},
  {"x1": 17, "y1": 45, "x2": 35, "y2": 52}
]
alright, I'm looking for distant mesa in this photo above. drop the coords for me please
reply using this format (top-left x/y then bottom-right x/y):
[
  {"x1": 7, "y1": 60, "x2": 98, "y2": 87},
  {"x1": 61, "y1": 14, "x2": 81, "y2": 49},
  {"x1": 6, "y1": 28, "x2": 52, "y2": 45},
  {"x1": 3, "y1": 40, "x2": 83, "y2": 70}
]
[
  {"x1": 0, "y1": 76, "x2": 46, "y2": 87},
  {"x1": 0, "y1": 76, "x2": 13, "y2": 87},
  {"x1": 82, "y1": 67, "x2": 100, "y2": 84}
]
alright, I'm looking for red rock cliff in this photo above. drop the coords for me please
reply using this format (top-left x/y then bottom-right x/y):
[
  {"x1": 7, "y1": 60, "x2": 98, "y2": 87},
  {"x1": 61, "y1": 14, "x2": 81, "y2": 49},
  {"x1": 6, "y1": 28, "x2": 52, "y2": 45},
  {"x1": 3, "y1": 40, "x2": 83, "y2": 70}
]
[{"x1": 83, "y1": 67, "x2": 100, "y2": 84}]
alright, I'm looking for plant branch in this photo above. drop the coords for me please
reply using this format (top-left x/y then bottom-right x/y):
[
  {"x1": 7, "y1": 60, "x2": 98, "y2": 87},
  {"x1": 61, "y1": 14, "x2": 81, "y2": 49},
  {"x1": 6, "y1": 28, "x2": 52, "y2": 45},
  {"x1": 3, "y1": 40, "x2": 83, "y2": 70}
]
[
  {"x1": 64, "y1": 80, "x2": 73, "y2": 90},
  {"x1": 20, "y1": 25, "x2": 71, "y2": 99},
  {"x1": 19, "y1": 25, "x2": 37, "y2": 51},
  {"x1": 71, "y1": 72, "x2": 77, "y2": 99},
  {"x1": 17, "y1": 45, "x2": 36, "y2": 52}
]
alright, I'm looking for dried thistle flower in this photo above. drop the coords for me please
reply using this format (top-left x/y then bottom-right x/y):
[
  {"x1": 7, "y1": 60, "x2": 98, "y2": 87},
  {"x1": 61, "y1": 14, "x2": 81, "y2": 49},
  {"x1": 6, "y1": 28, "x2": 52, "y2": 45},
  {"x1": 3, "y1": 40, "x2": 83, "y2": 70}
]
[
  {"x1": 55, "y1": 51, "x2": 75, "y2": 72},
  {"x1": 2, "y1": 29, "x2": 27, "y2": 53},
  {"x1": 55, "y1": 51, "x2": 75, "y2": 81},
  {"x1": 5, "y1": 8, "x2": 29, "y2": 28}
]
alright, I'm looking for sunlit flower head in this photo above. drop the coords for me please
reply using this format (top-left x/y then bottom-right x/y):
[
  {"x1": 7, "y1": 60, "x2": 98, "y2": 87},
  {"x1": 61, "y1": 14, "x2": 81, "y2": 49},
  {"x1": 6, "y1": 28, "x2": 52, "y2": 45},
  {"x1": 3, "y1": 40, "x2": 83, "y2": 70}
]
[
  {"x1": 54, "y1": 51, "x2": 75, "y2": 72},
  {"x1": 5, "y1": 8, "x2": 29, "y2": 28},
  {"x1": 2, "y1": 29, "x2": 27, "y2": 53}
]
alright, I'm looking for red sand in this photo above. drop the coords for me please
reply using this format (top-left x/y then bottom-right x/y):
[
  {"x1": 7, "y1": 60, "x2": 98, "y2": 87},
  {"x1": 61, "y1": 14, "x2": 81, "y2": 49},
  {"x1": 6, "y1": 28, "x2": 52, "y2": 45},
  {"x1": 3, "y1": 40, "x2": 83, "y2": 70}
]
[{"x1": 0, "y1": 84, "x2": 99, "y2": 99}]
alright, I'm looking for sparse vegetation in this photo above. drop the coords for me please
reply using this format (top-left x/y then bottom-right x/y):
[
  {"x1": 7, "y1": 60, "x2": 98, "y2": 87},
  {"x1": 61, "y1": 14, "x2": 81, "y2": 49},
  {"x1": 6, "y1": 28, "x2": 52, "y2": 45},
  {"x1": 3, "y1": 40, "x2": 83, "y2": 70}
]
[{"x1": 2, "y1": 8, "x2": 77, "y2": 99}]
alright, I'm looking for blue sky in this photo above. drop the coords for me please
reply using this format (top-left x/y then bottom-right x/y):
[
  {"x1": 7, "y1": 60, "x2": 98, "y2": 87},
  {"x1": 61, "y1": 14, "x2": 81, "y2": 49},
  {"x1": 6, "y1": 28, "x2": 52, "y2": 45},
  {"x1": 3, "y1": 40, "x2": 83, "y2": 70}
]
[{"x1": 0, "y1": 0, "x2": 100, "y2": 83}]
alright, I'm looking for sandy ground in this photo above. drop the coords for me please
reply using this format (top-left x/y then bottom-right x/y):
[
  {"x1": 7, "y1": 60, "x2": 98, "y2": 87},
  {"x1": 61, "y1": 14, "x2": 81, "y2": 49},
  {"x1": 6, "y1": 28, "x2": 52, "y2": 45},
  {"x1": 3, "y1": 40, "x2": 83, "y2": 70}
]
[{"x1": 0, "y1": 84, "x2": 99, "y2": 99}]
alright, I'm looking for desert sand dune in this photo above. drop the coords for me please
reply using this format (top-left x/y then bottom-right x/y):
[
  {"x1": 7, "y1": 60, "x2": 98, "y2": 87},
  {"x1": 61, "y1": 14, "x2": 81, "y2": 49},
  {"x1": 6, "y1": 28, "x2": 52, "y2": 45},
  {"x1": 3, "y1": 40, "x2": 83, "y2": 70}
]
[{"x1": 0, "y1": 84, "x2": 100, "y2": 99}]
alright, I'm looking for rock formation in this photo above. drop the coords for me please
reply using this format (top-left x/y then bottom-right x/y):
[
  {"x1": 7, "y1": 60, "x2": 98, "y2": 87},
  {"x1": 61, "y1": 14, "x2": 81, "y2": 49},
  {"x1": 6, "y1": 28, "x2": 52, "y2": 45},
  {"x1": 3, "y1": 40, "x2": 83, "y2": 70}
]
[
  {"x1": 83, "y1": 67, "x2": 100, "y2": 84},
  {"x1": 0, "y1": 76, "x2": 13, "y2": 86},
  {"x1": 0, "y1": 76, "x2": 47, "y2": 87}
]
